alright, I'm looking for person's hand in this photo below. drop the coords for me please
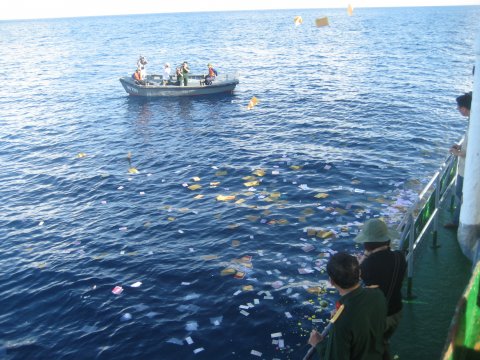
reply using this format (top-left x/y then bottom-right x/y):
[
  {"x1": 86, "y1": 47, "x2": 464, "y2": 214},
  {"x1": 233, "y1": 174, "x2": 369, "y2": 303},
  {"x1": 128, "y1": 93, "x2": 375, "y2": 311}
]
[{"x1": 308, "y1": 330, "x2": 323, "y2": 347}]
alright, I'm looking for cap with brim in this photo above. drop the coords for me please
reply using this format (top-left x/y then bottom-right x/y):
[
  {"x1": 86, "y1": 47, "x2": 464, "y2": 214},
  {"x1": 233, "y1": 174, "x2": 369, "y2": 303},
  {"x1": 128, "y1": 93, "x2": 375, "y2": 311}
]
[{"x1": 354, "y1": 218, "x2": 399, "y2": 243}]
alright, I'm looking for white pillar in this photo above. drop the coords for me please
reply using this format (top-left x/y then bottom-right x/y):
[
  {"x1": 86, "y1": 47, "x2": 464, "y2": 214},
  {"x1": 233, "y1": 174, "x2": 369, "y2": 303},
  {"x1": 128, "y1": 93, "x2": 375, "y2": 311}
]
[{"x1": 458, "y1": 29, "x2": 480, "y2": 264}]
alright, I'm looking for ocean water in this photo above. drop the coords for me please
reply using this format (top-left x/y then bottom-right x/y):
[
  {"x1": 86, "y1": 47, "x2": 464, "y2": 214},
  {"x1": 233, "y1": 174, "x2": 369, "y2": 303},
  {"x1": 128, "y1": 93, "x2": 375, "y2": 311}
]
[{"x1": 0, "y1": 6, "x2": 479, "y2": 359}]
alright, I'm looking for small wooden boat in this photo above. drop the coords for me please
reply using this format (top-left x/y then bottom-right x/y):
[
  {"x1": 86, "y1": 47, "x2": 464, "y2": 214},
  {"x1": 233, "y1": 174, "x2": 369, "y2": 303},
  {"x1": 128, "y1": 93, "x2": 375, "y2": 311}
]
[{"x1": 119, "y1": 73, "x2": 239, "y2": 97}]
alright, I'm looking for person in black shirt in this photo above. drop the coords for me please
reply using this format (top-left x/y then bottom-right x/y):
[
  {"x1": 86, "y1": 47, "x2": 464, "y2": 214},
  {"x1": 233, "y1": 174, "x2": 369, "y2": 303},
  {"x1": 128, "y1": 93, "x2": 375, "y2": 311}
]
[{"x1": 355, "y1": 218, "x2": 407, "y2": 360}]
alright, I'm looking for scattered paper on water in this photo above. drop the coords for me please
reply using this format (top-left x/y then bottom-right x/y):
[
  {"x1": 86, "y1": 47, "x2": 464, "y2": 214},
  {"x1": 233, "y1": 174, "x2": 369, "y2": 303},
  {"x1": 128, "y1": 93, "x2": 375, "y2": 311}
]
[
  {"x1": 112, "y1": 286, "x2": 123, "y2": 295},
  {"x1": 315, "y1": 16, "x2": 329, "y2": 27},
  {"x1": 251, "y1": 350, "x2": 262, "y2": 357},
  {"x1": 216, "y1": 195, "x2": 236, "y2": 201},
  {"x1": 130, "y1": 281, "x2": 142, "y2": 288},
  {"x1": 121, "y1": 313, "x2": 132, "y2": 321},
  {"x1": 193, "y1": 348, "x2": 204, "y2": 354},
  {"x1": 128, "y1": 167, "x2": 139, "y2": 174},
  {"x1": 271, "y1": 332, "x2": 282, "y2": 338},
  {"x1": 188, "y1": 184, "x2": 202, "y2": 191},
  {"x1": 166, "y1": 338, "x2": 184, "y2": 345},
  {"x1": 185, "y1": 336, "x2": 194, "y2": 345}
]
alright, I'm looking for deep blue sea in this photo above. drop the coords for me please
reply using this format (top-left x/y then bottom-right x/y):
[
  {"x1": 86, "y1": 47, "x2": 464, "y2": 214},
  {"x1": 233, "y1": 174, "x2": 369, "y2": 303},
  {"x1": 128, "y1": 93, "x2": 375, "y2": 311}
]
[{"x1": 0, "y1": 6, "x2": 479, "y2": 359}]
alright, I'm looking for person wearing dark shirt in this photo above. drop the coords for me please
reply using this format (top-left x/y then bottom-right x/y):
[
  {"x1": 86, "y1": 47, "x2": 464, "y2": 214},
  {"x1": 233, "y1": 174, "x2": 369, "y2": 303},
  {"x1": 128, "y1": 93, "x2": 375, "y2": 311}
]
[
  {"x1": 308, "y1": 252, "x2": 387, "y2": 360},
  {"x1": 355, "y1": 218, "x2": 407, "y2": 360}
]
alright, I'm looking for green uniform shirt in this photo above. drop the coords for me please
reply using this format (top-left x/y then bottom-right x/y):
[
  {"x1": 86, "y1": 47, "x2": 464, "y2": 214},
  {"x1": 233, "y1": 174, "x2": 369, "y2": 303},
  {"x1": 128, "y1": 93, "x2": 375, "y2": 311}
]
[{"x1": 317, "y1": 287, "x2": 386, "y2": 360}]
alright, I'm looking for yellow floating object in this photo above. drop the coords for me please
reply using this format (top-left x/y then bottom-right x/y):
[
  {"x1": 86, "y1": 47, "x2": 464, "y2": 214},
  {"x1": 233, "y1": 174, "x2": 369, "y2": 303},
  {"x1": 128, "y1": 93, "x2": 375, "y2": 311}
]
[
  {"x1": 314, "y1": 193, "x2": 329, "y2": 199},
  {"x1": 252, "y1": 169, "x2": 265, "y2": 177},
  {"x1": 210, "y1": 181, "x2": 220, "y2": 187},
  {"x1": 192, "y1": 176, "x2": 201, "y2": 181},
  {"x1": 315, "y1": 16, "x2": 329, "y2": 27},
  {"x1": 247, "y1": 96, "x2": 259, "y2": 110},
  {"x1": 128, "y1": 167, "x2": 139, "y2": 174},
  {"x1": 235, "y1": 198, "x2": 246, "y2": 204},
  {"x1": 193, "y1": 194, "x2": 204, "y2": 200},
  {"x1": 270, "y1": 192, "x2": 281, "y2": 199},
  {"x1": 76, "y1": 152, "x2": 87, "y2": 158},
  {"x1": 221, "y1": 268, "x2": 236, "y2": 276},
  {"x1": 307, "y1": 287, "x2": 322, "y2": 294},
  {"x1": 215, "y1": 170, "x2": 228, "y2": 176},
  {"x1": 242, "y1": 175, "x2": 257, "y2": 181},
  {"x1": 244, "y1": 180, "x2": 260, "y2": 187},
  {"x1": 188, "y1": 184, "x2": 202, "y2": 191},
  {"x1": 216, "y1": 195, "x2": 236, "y2": 201},
  {"x1": 347, "y1": 4, "x2": 353, "y2": 16},
  {"x1": 294, "y1": 15, "x2": 303, "y2": 26},
  {"x1": 290, "y1": 165, "x2": 302, "y2": 170},
  {"x1": 243, "y1": 285, "x2": 254, "y2": 291},
  {"x1": 167, "y1": 217, "x2": 176, "y2": 221}
]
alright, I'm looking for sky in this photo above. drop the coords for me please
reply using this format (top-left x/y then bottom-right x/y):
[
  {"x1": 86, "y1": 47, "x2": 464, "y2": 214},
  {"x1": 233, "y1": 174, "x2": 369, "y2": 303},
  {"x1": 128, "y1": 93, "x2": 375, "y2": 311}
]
[{"x1": 0, "y1": 0, "x2": 478, "y2": 21}]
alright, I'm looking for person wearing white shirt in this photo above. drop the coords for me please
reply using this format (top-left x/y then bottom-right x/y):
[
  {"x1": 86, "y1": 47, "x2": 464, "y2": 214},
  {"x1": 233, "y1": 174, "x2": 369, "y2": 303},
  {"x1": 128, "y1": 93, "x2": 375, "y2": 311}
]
[{"x1": 163, "y1": 63, "x2": 171, "y2": 86}]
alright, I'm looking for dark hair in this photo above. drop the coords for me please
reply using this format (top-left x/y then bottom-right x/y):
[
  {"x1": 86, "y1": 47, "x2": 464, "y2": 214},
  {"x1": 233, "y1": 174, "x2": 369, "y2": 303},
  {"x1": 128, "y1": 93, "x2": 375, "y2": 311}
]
[
  {"x1": 327, "y1": 252, "x2": 360, "y2": 289},
  {"x1": 456, "y1": 92, "x2": 472, "y2": 111},
  {"x1": 363, "y1": 240, "x2": 390, "y2": 252}
]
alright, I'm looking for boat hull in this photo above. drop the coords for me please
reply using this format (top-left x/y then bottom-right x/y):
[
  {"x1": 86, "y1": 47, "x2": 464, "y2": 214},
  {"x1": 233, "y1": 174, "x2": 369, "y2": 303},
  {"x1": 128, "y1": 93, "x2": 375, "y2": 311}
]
[{"x1": 119, "y1": 74, "x2": 239, "y2": 97}]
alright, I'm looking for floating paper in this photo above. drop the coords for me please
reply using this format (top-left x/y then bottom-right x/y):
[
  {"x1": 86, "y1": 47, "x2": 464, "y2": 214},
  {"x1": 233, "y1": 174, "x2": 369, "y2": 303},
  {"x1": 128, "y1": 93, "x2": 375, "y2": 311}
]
[
  {"x1": 220, "y1": 268, "x2": 236, "y2": 276},
  {"x1": 216, "y1": 195, "x2": 236, "y2": 201},
  {"x1": 186, "y1": 336, "x2": 194, "y2": 344},
  {"x1": 112, "y1": 286, "x2": 123, "y2": 295},
  {"x1": 193, "y1": 194, "x2": 204, "y2": 199},
  {"x1": 251, "y1": 350, "x2": 262, "y2": 357},
  {"x1": 215, "y1": 170, "x2": 228, "y2": 176},
  {"x1": 186, "y1": 321, "x2": 199, "y2": 331},
  {"x1": 193, "y1": 348, "x2": 204, "y2": 354},
  {"x1": 244, "y1": 180, "x2": 259, "y2": 187},
  {"x1": 240, "y1": 310, "x2": 250, "y2": 316},
  {"x1": 130, "y1": 281, "x2": 142, "y2": 288},
  {"x1": 243, "y1": 285, "x2": 254, "y2": 291},
  {"x1": 188, "y1": 184, "x2": 202, "y2": 191},
  {"x1": 315, "y1": 16, "x2": 329, "y2": 27},
  {"x1": 314, "y1": 193, "x2": 329, "y2": 199},
  {"x1": 192, "y1": 176, "x2": 201, "y2": 181},
  {"x1": 294, "y1": 15, "x2": 303, "y2": 26},
  {"x1": 128, "y1": 167, "x2": 139, "y2": 174},
  {"x1": 247, "y1": 96, "x2": 259, "y2": 110},
  {"x1": 271, "y1": 332, "x2": 282, "y2": 338},
  {"x1": 76, "y1": 152, "x2": 87, "y2": 158},
  {"x1": 201, "y1": 255, "x2": 218, "y2": 261},
  {"x1": 252, "y1": 169, "x2": 265, "y2": 177}
]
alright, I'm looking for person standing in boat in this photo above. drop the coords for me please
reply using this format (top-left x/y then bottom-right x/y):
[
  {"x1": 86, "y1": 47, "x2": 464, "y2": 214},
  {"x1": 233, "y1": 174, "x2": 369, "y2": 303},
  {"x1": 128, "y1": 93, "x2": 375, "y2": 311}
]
[
  {"x1": 445, "y1": 92, "x2": 472, "y2": 229},
  {"x1": 181, "y1": 61, "x2": 190, "y2": 86},
  {"x1": 137, "y1": 56, "x2": 148, "y2": 79},
  {"x1": 175, "y1": 67, "x2": 184, "y2": 86},
  {"x1": 354, "y1": 218, "x2": 407, "y2": 360},
  {"x1": 163, "y1": 63, "x2": 171, "y2": 86},
  {"x1": 204, "y1": 63, "x2": 218, "y2": 85}
]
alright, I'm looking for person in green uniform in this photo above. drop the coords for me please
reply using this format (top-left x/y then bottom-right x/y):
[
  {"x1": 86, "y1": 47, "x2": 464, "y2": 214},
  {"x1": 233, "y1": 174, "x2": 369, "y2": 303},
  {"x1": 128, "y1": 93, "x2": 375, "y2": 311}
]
[
  {"x1": 181, "y1": 61, "x2": 190, "y2": 86},
  {"x1": 308, "y1": 252, "x2": 387, "y2": 360}
]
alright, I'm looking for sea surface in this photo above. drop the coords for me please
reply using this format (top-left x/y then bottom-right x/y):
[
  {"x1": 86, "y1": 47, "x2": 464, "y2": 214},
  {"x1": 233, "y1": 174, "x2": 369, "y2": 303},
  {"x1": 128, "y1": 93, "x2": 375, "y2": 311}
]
[{"x1": 0, "y1": 6, "x2": 479, "y2": 360}]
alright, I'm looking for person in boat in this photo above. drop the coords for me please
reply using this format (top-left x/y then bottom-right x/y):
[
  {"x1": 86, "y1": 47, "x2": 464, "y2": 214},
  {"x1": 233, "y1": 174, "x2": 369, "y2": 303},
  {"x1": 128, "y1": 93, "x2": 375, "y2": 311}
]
[
  {"x1": 163, "y1": 63, "x2": 171, "y2": 86},
  {"x1": 354, "y1": 218, "x2": 407, "y2": 360},
  {"x1": 180, "y1": 61, "x2": 190, "y2": 86},
  {"x1": 204, "y1": 63, "x2": 218, "y2": 86},
  {"x1": 175, "y1": 67, "x2": 184, "y2": 86},
  {"x1": 308, "y1": 252, "x2": 386, "y2": 360},
  {"x1": 445, "y1": 92, "x2": 472, "y2": 229},
  {"x1": 137, "y1": 56, "x2": 148, "y2": 79},
  {"x1": 132, "y1": 68, "x2": 145, "y2": 85}
]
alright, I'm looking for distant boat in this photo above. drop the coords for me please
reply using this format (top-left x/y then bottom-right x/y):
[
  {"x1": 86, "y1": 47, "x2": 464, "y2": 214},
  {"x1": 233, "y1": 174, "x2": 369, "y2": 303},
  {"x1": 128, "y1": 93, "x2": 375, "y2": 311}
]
[{"x1": 119, "y1": 73, "x2": 239, "y2": 97}]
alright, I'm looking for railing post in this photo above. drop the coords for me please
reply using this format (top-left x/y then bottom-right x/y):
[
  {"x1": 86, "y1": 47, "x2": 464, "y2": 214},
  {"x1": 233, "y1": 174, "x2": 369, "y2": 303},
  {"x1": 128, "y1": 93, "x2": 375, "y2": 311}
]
[
  {"x1": 431, "y1": 175, "x2": 441, "y2": 249},
  {"x1": 406, "y1": 214, "x2": 416, "y2": 299}
]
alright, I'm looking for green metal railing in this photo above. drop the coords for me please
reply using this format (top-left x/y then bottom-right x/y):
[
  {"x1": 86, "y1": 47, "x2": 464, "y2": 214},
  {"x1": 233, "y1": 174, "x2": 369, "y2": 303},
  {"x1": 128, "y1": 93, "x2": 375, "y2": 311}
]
[{"x1": 397, "y1": 147, "x2": 460, "y2": 299}]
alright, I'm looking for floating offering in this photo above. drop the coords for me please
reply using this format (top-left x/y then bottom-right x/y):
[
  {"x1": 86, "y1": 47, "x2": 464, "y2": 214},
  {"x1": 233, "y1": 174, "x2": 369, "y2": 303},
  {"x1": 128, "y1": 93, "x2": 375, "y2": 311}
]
[
  {"x1": 216, "y1": 195, "x2": 236, "y2": 201},
  {"x1": 76, "y1": 152, "x2": 87, "y2": 158},
  {"x1": 112, "y1": 286, "x2": 123, "y2": 295},
  {"x1": 247, "y1": 96, "x2": 259, "y2": 110},
  {"x1": 294, "y1": 15, "x2": 303, "y2": 26},
  {"x1": 315, "y1": 16, "x2": 329, "y2": 27},
  {"x1": 128, "y1": 167, "x2": 139, "y2": 174},
  {"x1": 188, "y1": 184, "x2": 202, "y2": 191}
]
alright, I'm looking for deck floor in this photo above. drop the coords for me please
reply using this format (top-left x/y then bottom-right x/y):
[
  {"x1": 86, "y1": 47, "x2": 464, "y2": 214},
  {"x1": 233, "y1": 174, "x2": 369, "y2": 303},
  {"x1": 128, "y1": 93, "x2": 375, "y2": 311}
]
[{"x1": 390, "y1": 206, "x2": 472, "y2": 359}]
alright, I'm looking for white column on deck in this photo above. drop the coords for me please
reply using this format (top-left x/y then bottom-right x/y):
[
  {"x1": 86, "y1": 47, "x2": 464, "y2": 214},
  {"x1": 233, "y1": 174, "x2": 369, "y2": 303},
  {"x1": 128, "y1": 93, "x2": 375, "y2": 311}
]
[{"x1": 458, "y1": 29, "x2": 480, "y2": 264}]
